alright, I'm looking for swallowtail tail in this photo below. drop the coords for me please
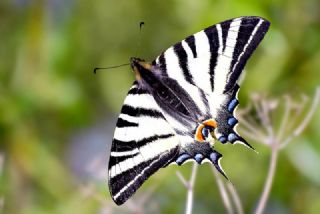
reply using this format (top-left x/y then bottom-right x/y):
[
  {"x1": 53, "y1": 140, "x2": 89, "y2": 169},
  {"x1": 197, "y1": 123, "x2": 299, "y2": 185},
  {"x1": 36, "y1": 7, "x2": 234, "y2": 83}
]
[{"x1": 108, "y1": 16, "x2": 270, "y2": 205}]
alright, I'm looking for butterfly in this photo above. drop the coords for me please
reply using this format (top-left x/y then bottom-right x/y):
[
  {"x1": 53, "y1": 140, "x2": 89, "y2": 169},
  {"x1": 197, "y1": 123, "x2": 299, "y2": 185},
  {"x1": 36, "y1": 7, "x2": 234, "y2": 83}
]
[{"x1": 108, "y1": 16, "x2": 270, "y2": 205}]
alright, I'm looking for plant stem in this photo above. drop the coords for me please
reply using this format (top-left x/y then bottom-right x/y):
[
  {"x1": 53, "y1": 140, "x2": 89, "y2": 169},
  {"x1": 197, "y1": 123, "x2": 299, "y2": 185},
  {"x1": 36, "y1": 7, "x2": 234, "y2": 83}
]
[
  {"x1": 255, "y1": 146, "x2": 278, "y2": 214},
  {"x1": 211, "y1": 165, "x2": 234, "y2": 214},
  {"x1": 280, "y1": 87, "x2": 320, "y2": 149},
  {"x1": 185, "y1": 184, "x2": 194, "y2": 214},
  {"x1": 227, "y1": 182, "x2": 244, "y2": 214},
  {"x1": 185, "y1": 163, "x2": 198, "y2": 214}
]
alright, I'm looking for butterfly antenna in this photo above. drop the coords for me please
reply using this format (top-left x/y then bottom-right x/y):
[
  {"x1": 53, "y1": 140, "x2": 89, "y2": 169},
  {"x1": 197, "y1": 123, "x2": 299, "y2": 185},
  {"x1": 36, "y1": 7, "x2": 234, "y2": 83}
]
[
  {"x1": 94, "y1": 22, "x2": 145, "y2": 74},
  {"x1": 93, "y1": 63, "x2": 130, "y2": 74},
  {"x1": 135, "y1": 21, "x2": 145, "y2": 57}
]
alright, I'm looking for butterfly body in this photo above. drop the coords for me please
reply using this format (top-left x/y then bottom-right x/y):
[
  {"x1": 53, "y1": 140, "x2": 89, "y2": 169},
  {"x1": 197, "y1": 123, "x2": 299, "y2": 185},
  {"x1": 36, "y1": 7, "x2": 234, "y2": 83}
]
[{"x1": 108, "y1": 16, "x2": 270, "y2": 205}]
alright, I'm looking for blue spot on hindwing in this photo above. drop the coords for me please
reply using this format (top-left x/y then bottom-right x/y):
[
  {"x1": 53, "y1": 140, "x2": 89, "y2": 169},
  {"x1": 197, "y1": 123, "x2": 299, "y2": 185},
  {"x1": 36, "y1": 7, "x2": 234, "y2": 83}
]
[
  {"x1": 228, "y1": 133, "x2": 238, "y2": 142},
  {"x1": 228, "y1": 117, "x2": 238, "y2": 126},
  {"x1": 228, "y1": 99, "x2": 239, "y2": 112},
  {"x1": 218, "y1": 136, "x2": 227, "y2": 143},
  {"x1": 194, "y1": 153, "x2": 204, "y2": 163},
  {"x1": 176, "y1": 153, "x2": 191, "y2": 165},
  {"x1": 209, "y1": 152, "x2": 220, "y2": 163}
]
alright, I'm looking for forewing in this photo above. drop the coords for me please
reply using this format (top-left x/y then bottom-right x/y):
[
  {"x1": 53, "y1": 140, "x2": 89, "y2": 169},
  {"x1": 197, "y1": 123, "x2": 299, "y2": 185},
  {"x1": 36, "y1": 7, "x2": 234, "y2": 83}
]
[
  {"x1": 108, "y1": 83, "x2": 180, "y2": 205},
  {"x1": 154, "y1": 16, "x2": 269, "y2": 94}
]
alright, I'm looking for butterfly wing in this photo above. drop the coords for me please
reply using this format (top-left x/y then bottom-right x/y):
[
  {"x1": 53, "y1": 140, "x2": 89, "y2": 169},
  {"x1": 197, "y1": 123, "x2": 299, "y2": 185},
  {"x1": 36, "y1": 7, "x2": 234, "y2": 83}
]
[
  {"x1": 108, "y1": 83, "x2": 181, "y2": 205},
  {"x1": 108, "y1": 16, "x2": 270, "y2": 205},
  {"x1": 153, "y1": 16, "x2": 270, "y2": 147}
]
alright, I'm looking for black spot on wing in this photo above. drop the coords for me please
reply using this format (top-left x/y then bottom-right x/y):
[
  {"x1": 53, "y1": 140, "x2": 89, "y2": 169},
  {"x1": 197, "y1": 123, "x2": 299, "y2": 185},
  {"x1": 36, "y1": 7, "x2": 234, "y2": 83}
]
[
  {"x1": 204, "y1": 26, "x2": 219, "y2": 92},
  {"x1": 173, "y1": 42, "x2": 195, "y2": 85}
]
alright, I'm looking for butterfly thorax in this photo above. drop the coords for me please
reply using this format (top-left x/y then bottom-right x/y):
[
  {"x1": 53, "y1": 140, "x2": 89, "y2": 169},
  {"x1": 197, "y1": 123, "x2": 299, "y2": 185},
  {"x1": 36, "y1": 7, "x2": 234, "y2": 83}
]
[{"x1": 131, "y1": 58, "x2": 199, "y2": 119}]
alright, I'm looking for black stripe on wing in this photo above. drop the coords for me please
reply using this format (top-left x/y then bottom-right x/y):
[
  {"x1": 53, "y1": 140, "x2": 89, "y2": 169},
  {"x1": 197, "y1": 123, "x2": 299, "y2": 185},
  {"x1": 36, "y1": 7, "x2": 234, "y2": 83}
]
[
  {"x1": 108, "y1": 152, "x2": 137, "y2": 167},
  {"x1": 121, "y1": 105, "x2": 165, "y2": 119},
  {"x1": 229, "y1": 18, "x2": 259, "y2": 82},
  {"x1": 111, "y1": 134, "x2": 175, "y2": 154},
  {"x1": 185, "y1": 35, "x2": 197, "y2": 58},
  {"x1": 204, "y1": 25, "x2": 219, "y2": 92},
  {"x1": 116, "y1": 118, "x2": 138, "y2": 128},
  {"x1": 173, "y1": 42, "x2": 195, "y2": 85},
  {"x1": 110, "y1": 157, "x2": 156, "y2": 198},
  {"x1": 109, "y1": 153, "x2": 137, "y2": 166},
  {"x1": 225, "y1": 17, "x2": 270, "y2": 92},
  {"x1": 157, "y1": 53, "x2": 168, "y2": 76},
  {"x1": 127, "y1": 87, "x2": 149, "y2": 95},
  {"x1": 221, "y1": 20, "x2": 231, "y2": 51},
  {"x1": 109, "y1": 147, "x2": 179, "y2": 205},
  {"x1": 111, "y1": 139, "x2": 137, "y2": 152}
]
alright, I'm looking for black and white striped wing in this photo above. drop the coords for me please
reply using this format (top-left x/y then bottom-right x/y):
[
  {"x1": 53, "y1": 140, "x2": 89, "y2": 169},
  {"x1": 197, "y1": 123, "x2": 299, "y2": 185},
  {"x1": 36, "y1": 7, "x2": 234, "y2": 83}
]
[
  {"x1": 108, "y1": 83, "x2": 180, "y2": 205},
  {"x1": 153, "y1": 16, "x2": 270, "y2": 145},
  {"x1": 107, "y1": 16, "x2": 270, "y2": 205}
]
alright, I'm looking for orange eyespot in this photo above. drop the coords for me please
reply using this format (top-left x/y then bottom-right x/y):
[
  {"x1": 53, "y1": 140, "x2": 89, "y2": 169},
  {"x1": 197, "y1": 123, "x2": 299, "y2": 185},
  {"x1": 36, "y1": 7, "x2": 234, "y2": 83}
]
[
  {"x1": 203, "y1": 119, "x2": 217, "y2": 128},
  {"x1": 194, "y1": 119, "x2": 218, "y2": 142},
  {"x1": 195, "y1": 124, "x2": 205, "y2": 142}
]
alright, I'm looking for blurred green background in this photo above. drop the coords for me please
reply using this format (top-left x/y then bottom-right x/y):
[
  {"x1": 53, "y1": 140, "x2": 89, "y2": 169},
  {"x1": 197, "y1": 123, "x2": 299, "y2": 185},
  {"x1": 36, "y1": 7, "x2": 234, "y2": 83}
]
[{"x1": 1, "y1": 0, "x2": 320, "y2": 213}]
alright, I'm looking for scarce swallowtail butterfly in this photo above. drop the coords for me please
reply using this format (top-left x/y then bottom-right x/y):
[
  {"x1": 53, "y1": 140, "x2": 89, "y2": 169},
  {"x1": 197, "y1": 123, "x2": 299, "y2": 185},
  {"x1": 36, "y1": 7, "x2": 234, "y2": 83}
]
[{"x1": 108, "y1": 16, "x2": 270, "y2": 205}]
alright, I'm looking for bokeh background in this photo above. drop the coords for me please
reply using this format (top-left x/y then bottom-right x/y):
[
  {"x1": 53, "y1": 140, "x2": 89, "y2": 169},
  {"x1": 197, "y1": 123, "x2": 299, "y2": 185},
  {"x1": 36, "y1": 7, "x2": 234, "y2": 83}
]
[{"x1": 1, "y1": 0, "x2": 320, "y2": 213}]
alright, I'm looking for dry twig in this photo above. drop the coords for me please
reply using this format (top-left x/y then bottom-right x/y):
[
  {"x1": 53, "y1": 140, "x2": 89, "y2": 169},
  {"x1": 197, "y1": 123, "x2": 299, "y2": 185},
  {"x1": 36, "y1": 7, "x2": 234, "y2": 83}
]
[
  {"x1": 176, "y1": 163, "x2": 198, "y2": 214},
  {"x1": 238, "y1": 87, "x2": 320, "y2": 214}
]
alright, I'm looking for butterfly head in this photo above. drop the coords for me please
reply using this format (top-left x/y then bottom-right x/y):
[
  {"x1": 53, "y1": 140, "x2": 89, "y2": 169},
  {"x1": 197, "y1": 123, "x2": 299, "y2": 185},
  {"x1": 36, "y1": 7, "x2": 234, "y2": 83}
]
[
  {"x1": 130, "y1": 57, "x2": 153, "y2": 69},
  {"x1": 130, "y1": 57, "x2": 153, "y2": 81},
  {"x1": 195, "y1": 119, "x2": 218, "y2": 143}
]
